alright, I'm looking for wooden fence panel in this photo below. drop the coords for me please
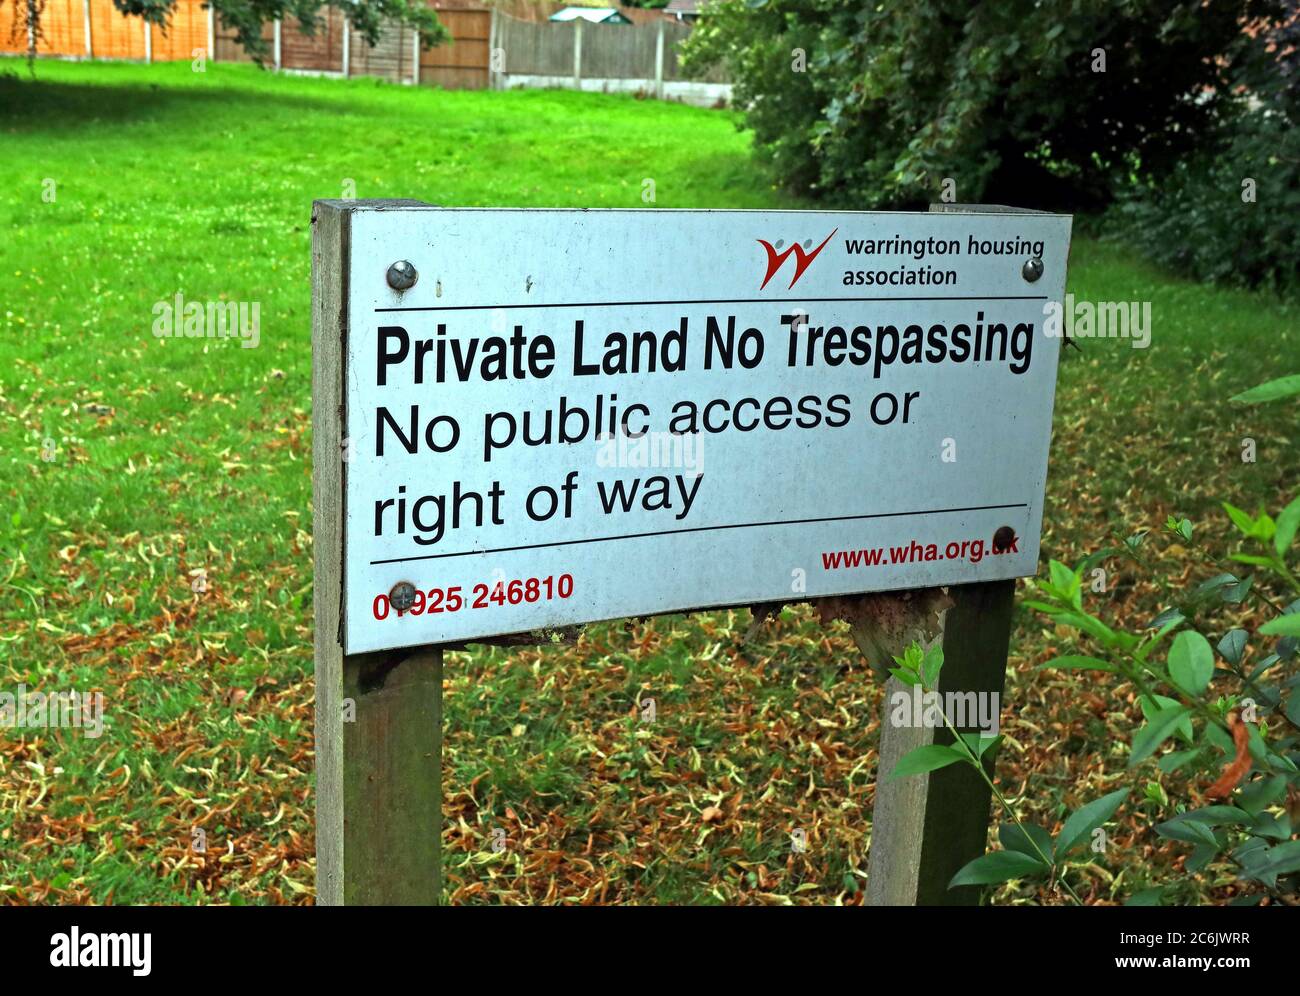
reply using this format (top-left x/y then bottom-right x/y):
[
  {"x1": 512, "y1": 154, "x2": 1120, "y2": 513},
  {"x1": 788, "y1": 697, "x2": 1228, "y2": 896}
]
[
  {"x1": 0, "y1": 0, "x2": 83, "y2": 56},
  {"x1": 497, "y1": 13, "x2": 572, "y2": 77},
  {"x1": 214, "y1": 21, "x2": 272, "y2": 63},
  {"x1": 419, "y1": 8, "x2": 489, "y2": 89},
  {"x1": 149, "y1": 0, "x2": 208, "y2": 63},
  {"x1": 46, "y1": 0, "x2": 85, "y2": 55},
  {"x1": 88, "y1": 0, "x2": 145, "y2": 59},
  {"x1": 349, "y1": 19, "x2": 407, "y2": 81},
  {"x1": 281, "y1": 11, "x2": 344, "y2": 73},
  {"x1": 580, "y1": 21, "x2": 657, "y2": 80}
]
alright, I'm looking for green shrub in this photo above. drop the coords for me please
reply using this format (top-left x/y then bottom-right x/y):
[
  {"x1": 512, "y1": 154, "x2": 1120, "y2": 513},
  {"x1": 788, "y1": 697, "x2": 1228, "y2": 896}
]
[
  {"x1": 1106, "y1": 107, "x2": 1300, "y2": 292},
  {"x1": 684, "y1": 0, "x2": 1288, "y2": 211}
]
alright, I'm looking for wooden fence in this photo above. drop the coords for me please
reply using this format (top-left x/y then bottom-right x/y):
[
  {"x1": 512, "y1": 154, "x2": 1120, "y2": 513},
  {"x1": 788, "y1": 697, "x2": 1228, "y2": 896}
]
[
  {"x1": 496, "y1": 13, "x2": 724, "y2": 83},
  {"x1": 0, "y1": 2, "x2": 724, "y2": 92},
  {"x1": 0, "y1": 0, "x2": 491, "y2": 89}
]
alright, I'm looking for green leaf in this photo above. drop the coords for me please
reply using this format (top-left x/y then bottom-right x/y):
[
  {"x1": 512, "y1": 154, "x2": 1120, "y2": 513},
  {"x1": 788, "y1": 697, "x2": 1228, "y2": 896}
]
[
  {"x1": 1146, "y1": 606, "x2": 1184, "y2": 633},
  {"x1": 1286, "y1": 694, "x2": 1300, "y2": 728},
  {"x1": 1243, "y1": 840, "x2": 1300, "y2": 881},
  {"x1": 1276, "y1": 495, "x2": 1300, "y2": 555},
  {"x1": 958, "y1": 732, "x2": 1002, "y2": 760},
  {"x1": 1125, "y1": 886, "x2": 1166, "y2": 906},
  {"x1": 1167, "y1": 805, "x2": 1250, "y2": 826},
  {"x1": 1154, "y1": 818, "x2": 1219, "y2": 847},
  {"x1": 1230, "y1": 553, "x2": 1275, "y2": 568},
  {"x1": 1054, "y1": 788, "x2": 1129, "y2": 859},
  {"x1": 888, "y1": 666, "x2": 920, "y2": 685},
  {"x1": 1168, "y1": 630, "x2": 1214, "y2": 695},
  {"x1": 1186, "y1": 842, "x2": 1219, "y2": 873},
  {"x1": 1139, "y1": 694, "x2": 1194, "y2": 743},
  {"x1": 920, "y1": 642, "x2": 944, "y2": 688},
  {"x1": 1049, "y1": 559, "x2": 1082, "y2": 609},
  {"x1": 1237, "y1": 774, "x2": 1287, "y2": 815},
  {"x1": 889, "y1": 744, "x2": 965, "y2": 780},
  {"x1": 1157, "y1": 747, "x2": 1203, "y2": 774},
  {"x1": 1130, "y1": 704, "x2": 1192, "y2": 766},
  {"x1": 1246, "y1": 812, "x2": 1291, "y2": 840},
  {"x1": 1230, "y1": 374, "x2": 1300, "y2": 404},
  {"x1": 1050, "y1": 610, "x2": 1123, "y2": 647},
  {"x1": 1217, "y1": 629, "x2": 1248, "y2": 666},
  {"x1": 1034, "y1": 654, "x2": 1117, "y2": 673},
  {"x1": 1223, "y1": 501, "x2": 1257, "y2": 537},
  {"x1": 1260, "y1": 615, "x2": 1300, "y2": 638},
  {"x1": 999, "y1": 821, "x2": 1054, "y2": 862},
  {"x1": 948, "y1": 849, "x2": 1048, "y2": 888},
  {"x1": 1221, "y1": 574, "x2": 1253, "y2": 604},
  {"x1": 1193, "y1": 573, "x2": 1241, "y2": 603}
]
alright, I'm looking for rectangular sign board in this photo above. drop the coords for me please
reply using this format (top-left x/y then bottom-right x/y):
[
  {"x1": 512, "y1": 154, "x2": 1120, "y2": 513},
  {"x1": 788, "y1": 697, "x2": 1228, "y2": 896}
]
[{"x1": 333, "y1": 206, "x2": 1071, "y2": 654}]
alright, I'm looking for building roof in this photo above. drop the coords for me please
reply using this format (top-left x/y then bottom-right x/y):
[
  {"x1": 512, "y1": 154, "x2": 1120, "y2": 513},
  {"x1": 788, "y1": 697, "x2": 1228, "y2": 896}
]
[
  {"x1": 664, "y1": 0, "x2": 702, "y2": 13},
  {"x1": 549, "y1": 7, "x2": 633, "y2": 23}
]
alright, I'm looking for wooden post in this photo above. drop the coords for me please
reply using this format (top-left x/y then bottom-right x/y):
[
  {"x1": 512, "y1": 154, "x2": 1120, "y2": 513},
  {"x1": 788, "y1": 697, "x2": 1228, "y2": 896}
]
[
  {"x1": 312, "y1": 199, "x2": 443, "y2": 906},
  {"x1": 653, "y1": 19, "x2": 664, "y2": 100},
  {"x1": 860, "y1": 201, "x2": 1038, "y2": 904},
  {"x1": 862, "y1": 580, "x2": 1016, "y2": 905},
  {"x1": 83, "y1": 0, "x2": 92, "y2": 58},
  {"x1": 572, "y1": 18, "x2": 581, "y2": 89}
]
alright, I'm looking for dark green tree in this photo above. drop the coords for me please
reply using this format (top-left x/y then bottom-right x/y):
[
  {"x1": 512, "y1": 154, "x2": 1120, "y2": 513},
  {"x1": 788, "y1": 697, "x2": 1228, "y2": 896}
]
[{"x1": 684, "y1": 0, "x2": 1291, "y2": 210}]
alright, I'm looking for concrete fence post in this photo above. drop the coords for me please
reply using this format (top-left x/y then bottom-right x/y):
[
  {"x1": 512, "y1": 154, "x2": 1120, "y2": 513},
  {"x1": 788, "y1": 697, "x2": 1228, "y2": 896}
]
[
  {"x1": 487, "y1": 7, "x2": 499, "y2": 90},
  {"x1": 83, "y1": 0, "x2": 93, "y2": 58},
  {"x1": 572, "y1": 18, "x2": 581, "y2": 89},
  {"x1": 654, "y1": 19, "x2": 665, "y2": 99}
]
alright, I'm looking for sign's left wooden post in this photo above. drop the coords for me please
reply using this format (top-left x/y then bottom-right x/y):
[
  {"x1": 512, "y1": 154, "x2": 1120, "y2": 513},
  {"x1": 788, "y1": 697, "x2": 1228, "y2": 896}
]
[{"x1": 312, "y1": 200, "x2": 443, "y2": 906}]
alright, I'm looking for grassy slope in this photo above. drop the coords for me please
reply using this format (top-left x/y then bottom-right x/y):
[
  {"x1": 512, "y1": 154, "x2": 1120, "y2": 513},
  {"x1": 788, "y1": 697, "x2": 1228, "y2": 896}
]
[{"x1": 0, "y1": 58, "x2": 1296, "y2": 905}]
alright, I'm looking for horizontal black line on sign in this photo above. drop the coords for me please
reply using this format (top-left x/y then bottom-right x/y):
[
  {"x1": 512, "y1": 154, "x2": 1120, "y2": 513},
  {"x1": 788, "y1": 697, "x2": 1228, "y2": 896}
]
[
  {"x1": 367, "y1": 502, "x2": 1030, "y2": 565},
  {"x1": 374, "y1": 295, "x2": 1050, "y2": 314}
]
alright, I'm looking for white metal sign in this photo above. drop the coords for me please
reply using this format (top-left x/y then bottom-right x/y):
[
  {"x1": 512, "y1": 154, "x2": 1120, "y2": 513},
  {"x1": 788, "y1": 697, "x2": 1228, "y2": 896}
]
[{"x1": 339, "y1": 207, "x2": 1071, "y2": 653}]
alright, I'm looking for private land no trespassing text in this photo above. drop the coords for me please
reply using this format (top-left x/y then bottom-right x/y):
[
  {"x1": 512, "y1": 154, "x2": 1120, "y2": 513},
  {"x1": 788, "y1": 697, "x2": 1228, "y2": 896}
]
[{"x1": 366, "y1": 301, "x2": 1039, "y2": 551}]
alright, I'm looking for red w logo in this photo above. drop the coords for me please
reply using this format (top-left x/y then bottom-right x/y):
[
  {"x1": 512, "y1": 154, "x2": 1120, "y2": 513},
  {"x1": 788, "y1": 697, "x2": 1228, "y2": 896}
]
[{"x1": 757, "y1": 228, "x2": 837, "y2": 290}]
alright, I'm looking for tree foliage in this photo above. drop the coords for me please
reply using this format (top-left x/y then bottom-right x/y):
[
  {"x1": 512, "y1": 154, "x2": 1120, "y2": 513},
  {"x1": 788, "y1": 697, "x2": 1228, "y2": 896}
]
[
  {"x1": 685, "y1": 0, "x2": 1292, "y2": 210},
  {"x1": 1105, "y1": 11, "x2": 1299, "y2": 290}
]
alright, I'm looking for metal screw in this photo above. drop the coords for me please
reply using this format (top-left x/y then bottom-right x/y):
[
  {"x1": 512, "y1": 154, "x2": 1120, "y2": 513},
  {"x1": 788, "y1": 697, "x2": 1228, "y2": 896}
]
[
  {"x1": 386, "y1": 260, "x2": 418, "y2": 291},
  {"x1": 1021, "y1": 258, "x2": 1044, "y2": 283},
  {"x1": 389, "y1": 581, "x2": 417, "y2": 612},
  {"x1": 993, "y1": 526, "x2": 1017, "y2": 553}
]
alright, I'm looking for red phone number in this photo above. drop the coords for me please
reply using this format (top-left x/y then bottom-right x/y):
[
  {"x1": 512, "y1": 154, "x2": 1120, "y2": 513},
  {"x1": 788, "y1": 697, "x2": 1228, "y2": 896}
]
[{"x1": 372, "y1": 574, "x2": 574, "y2": 620}]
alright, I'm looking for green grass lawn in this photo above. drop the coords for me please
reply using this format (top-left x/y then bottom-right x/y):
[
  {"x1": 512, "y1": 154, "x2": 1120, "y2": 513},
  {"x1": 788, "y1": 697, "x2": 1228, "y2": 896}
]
[{"x1": 1, "y1": 57, "x2": 1296, "y2": 905}]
